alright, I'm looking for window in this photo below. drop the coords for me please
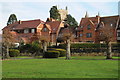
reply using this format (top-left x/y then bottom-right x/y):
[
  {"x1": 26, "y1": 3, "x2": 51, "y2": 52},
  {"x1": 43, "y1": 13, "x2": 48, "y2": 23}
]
[
  {"x1": 24, "y1": 29, "x2": 29, "y2": 33},
  {"x1": 80, "y1": 34, "x2": 83, "y2": 37},
  {"x1": 87, "y1": 25, "x2": 91, "y2": 30},
  {"x1": 118, "y1": 32, "x2": 120, "y2": 37},
  {"x1": 43, "y1": 27, "x2": 47, "y2": 32},
  {"x1": 86, "y1": 33, "x2": 92, "y2": 38},
  {"x1": 110, "y1": 23, "x2": 113, "y2": 27},
  {"x1": 80, "y1": 26, "x2": 83, "y2": 28},
  {"x1": 31, "y1": 29, "x2": 35, "y2": 33}
]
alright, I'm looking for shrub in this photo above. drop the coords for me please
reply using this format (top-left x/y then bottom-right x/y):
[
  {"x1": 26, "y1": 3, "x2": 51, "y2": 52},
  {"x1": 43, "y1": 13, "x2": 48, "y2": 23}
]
[
  {"x1": 9, "y1": 49, "x2": 20, "y2": 57},
  {"x1": 43, "y1": 51, "x2": 60, "y2": 58},
  {"x1": 55, "y1": 49, "x2": 66, "y2": 57},
  {"x1": 19, "y1": 42, "x2": 42, "y2": 56}
]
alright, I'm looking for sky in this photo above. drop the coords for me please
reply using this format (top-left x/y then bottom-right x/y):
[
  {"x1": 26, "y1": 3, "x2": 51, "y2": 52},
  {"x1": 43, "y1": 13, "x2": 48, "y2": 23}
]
[{"x1": 0, "y1": 0, "x2": 119, "y2": 33}]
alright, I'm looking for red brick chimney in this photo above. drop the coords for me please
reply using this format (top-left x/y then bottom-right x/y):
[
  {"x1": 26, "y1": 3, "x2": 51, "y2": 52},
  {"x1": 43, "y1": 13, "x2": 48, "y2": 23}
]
[{"x1": 19, "y1": 20, "x2": 22, "y2": 24}]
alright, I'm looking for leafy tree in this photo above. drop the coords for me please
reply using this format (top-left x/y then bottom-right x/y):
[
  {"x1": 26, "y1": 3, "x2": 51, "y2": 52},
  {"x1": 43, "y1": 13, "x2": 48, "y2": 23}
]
[
  {"x1": 7, "y1": 14, "x2": 17, "y2": 25},
  {"x1": 19, "y1": 42, "x2": 42, "y2": 56},
  {"x1": 49, "y1": 6, "x2": 61, "y2": 21},
  {"x1": 64, "y1": 14, "x2": 78, "y2": 28}
]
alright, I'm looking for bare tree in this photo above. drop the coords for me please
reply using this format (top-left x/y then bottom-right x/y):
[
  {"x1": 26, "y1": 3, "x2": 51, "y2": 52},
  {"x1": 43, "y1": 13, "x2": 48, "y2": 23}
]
[
  {"x1": 96, "y1": 25, "x2": 114, "y2": 59},
  {"x1": 63, "y1": 32, "x2": 73, "y2": 60},
  {"x1": 2, "y1": 29, "x2": 16, "y2": 59},
  {"x1": 57, "y1": 24, "x2": 74, "y2": 60},
  {"x1": 37, "y1": 35, "x2": 50, "y2": 53}
]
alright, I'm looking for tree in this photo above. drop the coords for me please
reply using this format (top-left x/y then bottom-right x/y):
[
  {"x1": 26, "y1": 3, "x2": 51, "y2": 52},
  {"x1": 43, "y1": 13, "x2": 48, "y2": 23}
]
[
  {"x1": 7, "y1": 14, "x2": 17, "y2": 25},
  {"x1": 49, "y1": 6, "x2": 61, "y2": 21},
  {"x1": 2, "y1": 29, "x2": 16, "y2": 59},
  {"x1": 64, "y1": 14, "x2": 78, "y2": 28},
  {"x1": 57, "y1": 23, "x2": 73, "y2": 60},
  {"x1": 40, "y1": 36, "x2": 49, "y2": 53},
  {"x1": 96, "y1": 25, "x2": 114, "y2": 59}
]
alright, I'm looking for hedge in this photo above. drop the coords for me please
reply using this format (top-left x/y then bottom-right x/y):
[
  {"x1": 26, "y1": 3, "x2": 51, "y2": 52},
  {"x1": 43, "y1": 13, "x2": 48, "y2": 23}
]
[
  {"x1": 58, "y1": 43, "x2": 107, "y2": 49},
  {"x1": 9, "y1": 49, "x2": 20, "y2": 57},
  {"x1": 55, "y1": 49, "x2": 66, "y2": 57},
  {"x1": 43, "y1": 50, "x2": 60, "y2": 58},
  {"x1": 57, "y1": 43, "x2": 120, "y2": 53}
]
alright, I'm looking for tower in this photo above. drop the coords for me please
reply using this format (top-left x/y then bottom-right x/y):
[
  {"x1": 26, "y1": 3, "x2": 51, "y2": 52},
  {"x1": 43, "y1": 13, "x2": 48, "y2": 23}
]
[{"x1": 58, "y1": 6, "x2": 68, "y2": 21}]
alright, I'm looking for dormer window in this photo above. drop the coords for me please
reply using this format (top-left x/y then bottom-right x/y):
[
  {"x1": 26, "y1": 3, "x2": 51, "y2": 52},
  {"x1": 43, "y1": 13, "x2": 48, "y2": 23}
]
[
  {"x1": 31, "y1": 29, "x2": 35, "y2": 33},
  {"x1": 24, "y1": 29, "x2": 29, "y2": 33}
]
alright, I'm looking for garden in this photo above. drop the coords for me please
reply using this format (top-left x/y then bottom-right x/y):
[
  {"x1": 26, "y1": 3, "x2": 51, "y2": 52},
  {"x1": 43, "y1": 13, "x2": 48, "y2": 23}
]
[{"x1": 1, "y1": 42, "x2": 120, "y2": 79}]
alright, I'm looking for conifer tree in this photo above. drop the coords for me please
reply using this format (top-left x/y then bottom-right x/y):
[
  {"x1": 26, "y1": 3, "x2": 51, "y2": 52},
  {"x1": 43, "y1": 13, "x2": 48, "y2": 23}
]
[
  {"x1": 49, "y1": 6, "x2": 61, "y2": 21},
  {"x1": 7, "y1": 14, "x2": 17, "y2": 25},
  {"x1": 65, "y1": 14, "x2": 78, "y2": 28}
]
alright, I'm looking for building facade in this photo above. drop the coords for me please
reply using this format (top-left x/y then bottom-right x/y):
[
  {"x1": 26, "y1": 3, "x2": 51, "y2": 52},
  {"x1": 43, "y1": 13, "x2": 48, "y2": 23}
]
[
  {"x1": 2, "y1": 18, "x2": 64, "y2": 44},
  {"x1": 77, "y1": 14, "x2": 120, "y2": 43}
]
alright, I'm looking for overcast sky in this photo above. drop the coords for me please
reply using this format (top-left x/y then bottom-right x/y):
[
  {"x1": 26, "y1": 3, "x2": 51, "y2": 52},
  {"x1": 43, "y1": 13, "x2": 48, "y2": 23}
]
[{"x1": 0, "y1": 0, "x2": 119, "y2": 33}]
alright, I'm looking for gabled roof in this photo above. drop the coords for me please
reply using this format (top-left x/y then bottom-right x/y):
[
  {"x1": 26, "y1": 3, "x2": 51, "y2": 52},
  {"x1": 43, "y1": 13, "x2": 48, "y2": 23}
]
[
  {"x1": 96, "y1": 15, "x2": 119, "y2": 29},
  {"x1": 2, "y1": 21, "x2": 19, "y2": 30},
  {"x1": 79, "y1": 16, "x2": 99, "y2": 26},
  {"x1": 100, "y1": 15, "x2": 119, "y2": 28},
  {"x1": 3, "y1": 19, "x2": 44, "y2": 30},
  {"x1": 45, "y1": 21, "x2": 62, "y2": 33}
]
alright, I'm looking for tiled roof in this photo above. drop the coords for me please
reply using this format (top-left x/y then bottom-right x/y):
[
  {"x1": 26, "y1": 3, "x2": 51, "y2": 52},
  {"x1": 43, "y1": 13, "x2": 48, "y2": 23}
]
[
  {"x1": 3, "y1": 19, "x2": 44, "y2": 30},
  {"x1": 46, "y1": 21, "x2": 62, "y2": 33},
  {"x1": 80, "y1": 17, "x2": 99, "y2": 26},
  {"x1": 95, "y1": 15, "x2": 120, "y2": 30},
  {"x1": 100, "y1": 15, "x2": 119, "y2": 28},
  {"x1": 3, "y1": 22, "x2": 19, "y2": 30}
]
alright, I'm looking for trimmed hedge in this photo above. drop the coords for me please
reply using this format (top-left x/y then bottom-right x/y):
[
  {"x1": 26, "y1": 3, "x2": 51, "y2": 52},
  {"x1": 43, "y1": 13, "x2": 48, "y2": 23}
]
[
  {"x1": 9, "y1": 49, "x2": 20, "y2": 57},
  {"x1": 55, "y1": 49, "x2": 66, "y2": 57},
  {"x1": 47, "y1": 48, "x2": 66, "y2": 57},
  {"x1": 58, "y1": 43, "x2": 107, "y2": 49},
  {"x1": 57, "y1": 43, "x2": 120, "y2": 53},
  {"x1": 43, "y1": 51, "x2": 60, "y2": 58}
]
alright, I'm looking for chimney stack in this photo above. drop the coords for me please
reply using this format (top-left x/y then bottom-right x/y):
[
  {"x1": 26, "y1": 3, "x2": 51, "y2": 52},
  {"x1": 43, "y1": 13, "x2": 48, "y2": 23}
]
[{"x1": 19, "y1": 20, "x2": 22, "y2": 24}]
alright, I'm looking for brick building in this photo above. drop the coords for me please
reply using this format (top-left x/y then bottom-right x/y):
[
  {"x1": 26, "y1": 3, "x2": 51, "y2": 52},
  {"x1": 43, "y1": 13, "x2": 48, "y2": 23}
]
[
  {"x1": 2, "y1": 14, "x2": 120, "y2": 45},
  {"x1": 77, "y1": 13, "x2": 120, "y2": 43},
  {"x1": 2, "y1": 18, "x2": 64, "y2": 44}
]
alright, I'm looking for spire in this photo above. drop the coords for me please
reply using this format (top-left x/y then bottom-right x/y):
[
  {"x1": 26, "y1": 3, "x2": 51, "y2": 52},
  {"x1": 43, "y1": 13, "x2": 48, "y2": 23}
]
[
  {"x1": 98, "y1": 12, "x2": 100, "y2": 16},
  {"x1": 85, "y1": 11, "x2": 88, "y2": 18},
  {"x1": 66, "y1": 6, "x2": 68, "y2": 10}
]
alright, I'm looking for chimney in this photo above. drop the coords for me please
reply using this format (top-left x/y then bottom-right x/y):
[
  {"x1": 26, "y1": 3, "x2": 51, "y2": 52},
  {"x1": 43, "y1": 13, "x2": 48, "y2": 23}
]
[
  {"x1": 85, "y1": 11, "x2": 89, "y2": 18},
  {"x1": 19, "y1": 20, "x2": 22, "y2": 24}
]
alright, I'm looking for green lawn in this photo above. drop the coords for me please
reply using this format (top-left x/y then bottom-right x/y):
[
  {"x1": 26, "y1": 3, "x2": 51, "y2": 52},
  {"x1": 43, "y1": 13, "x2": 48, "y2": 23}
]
[{"x1": 2, "y1": 56, "x2": 119, "y2": 78}]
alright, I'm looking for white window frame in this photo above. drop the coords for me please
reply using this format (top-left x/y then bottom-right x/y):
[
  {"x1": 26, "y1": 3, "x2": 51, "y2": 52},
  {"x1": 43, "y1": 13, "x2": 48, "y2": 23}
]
[
  {"x1": 31, "y1": 29, "x2": 35, "y2": 33},
  {"x1": 24, "y1": 29, "x2": 29, "y2": 33}
]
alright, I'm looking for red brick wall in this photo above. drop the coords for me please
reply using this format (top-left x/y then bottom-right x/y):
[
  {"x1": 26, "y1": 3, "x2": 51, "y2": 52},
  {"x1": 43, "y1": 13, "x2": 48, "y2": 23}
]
[{"x1": 78, "y1": 17, "x2": 99, "y2": 43}]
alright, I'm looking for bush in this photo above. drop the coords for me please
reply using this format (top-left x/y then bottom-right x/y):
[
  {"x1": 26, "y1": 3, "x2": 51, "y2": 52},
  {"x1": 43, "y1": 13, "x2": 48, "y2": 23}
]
[
  {"x1": 19, "y1": 42, "x2": 42, "y2": 56},
  {"x1": 9, "y1": 49, "x2": 20, "y2": 57},
  {"x1": 55, "y1": 49, "x2": 66, "y2": 57},
  {"x1": 43, "y1": 51, "x2": 60, "y2": 58}
]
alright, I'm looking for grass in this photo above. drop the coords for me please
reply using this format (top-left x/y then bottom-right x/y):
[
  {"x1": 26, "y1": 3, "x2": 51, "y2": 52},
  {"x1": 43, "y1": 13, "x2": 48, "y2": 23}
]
[{"x1": 2, "y1": 56, "x2": 119, "y2": 78}]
